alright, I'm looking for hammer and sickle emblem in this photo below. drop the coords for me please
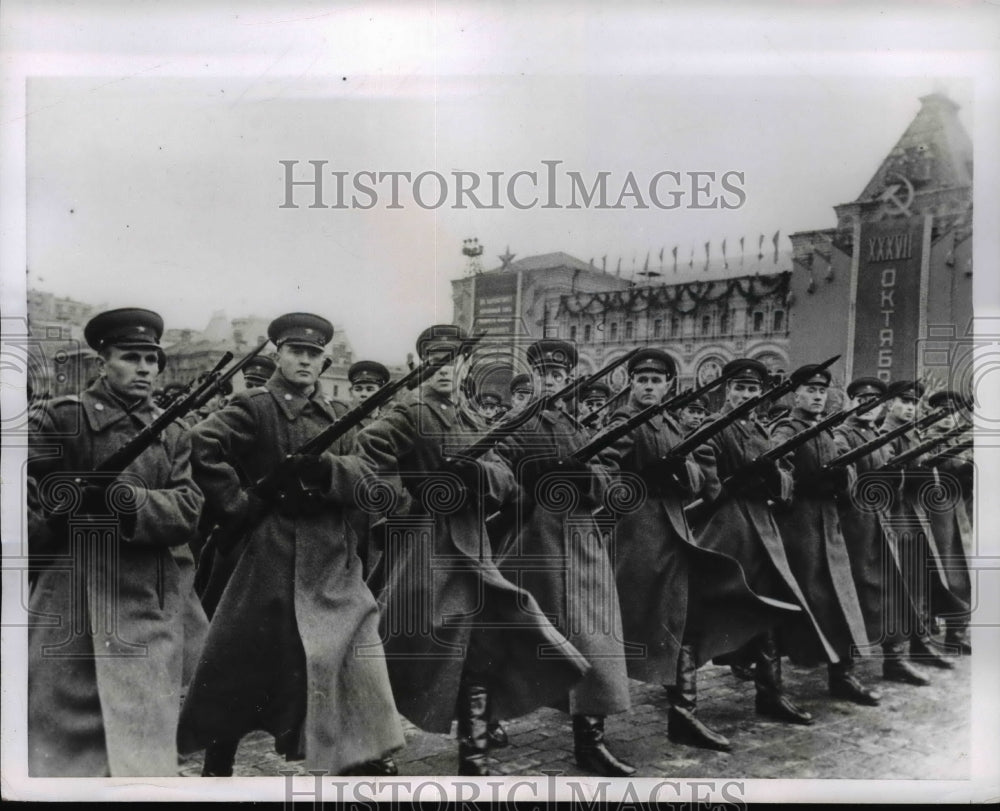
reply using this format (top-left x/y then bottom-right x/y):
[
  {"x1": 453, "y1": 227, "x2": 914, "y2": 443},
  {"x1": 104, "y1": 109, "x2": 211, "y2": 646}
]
[{"x1": 878, "y1": 173, "x2": 915, "y2": 217}]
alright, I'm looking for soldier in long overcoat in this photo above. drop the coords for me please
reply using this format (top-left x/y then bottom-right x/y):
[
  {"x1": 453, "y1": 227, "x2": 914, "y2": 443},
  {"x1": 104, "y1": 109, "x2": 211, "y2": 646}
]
[
  {"x1": 177, "y1": 313, "x2": 404, "y2": 777},
  {"x1": 27, "y1": 308, "x2": 206, "y2": 776},
  {"x1": 833, "y1": 377, "x2": 929, "y2": 686},
  {"x1": 491, "y1": 339, "x2": 635, "y2": 777},
  {"x1": 916, "y1": 390, "x2": 972, "y2": 657},
  {"x1": 691, "y1": 359, "x2": 821, "y2": 727},
  {"x1": 880, "y1": 386, "x2": 967, "y2": 670},
  {"x1": 353, "y1": 326, "x2": 589, "y2": 776},
  {"x1": 594, "y1": 351, "x2": 802, "y2": 752},
  {"x1": 770, "y1": 365, "x2": 881, "y2": 706}
]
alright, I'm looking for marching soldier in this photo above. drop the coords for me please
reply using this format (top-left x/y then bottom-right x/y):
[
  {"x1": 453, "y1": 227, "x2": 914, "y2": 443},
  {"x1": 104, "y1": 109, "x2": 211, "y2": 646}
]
[
  {"x1": 834, "y1": 377, "x2": 929, "y2": 686},
  {"x1": 595, "y1": 351, "x2": 800, "y2": 752},
  {"x1": 353, "y1": 326, "x2": 588, "y2": 776},
  {"x1": 476, "y1": 390, "x2": 505, "y2": 424},
  {"x1": 178, "y1": 313, "x2": 404, "y2": 777},
  {"x1": 492, "y1": 339, "x2": 635, "y2": 777},
  {"x1": 880, "y1": 385, "x2": 963, "y2": 669},
  {"x1": 770, "y1": 365, "x2": 881, "y2": 706},
  {"x1": 27, "y1": 308, "x2": 206, "y2": 776},
  {"x1": 578, "y1": 380, "x2": 611, "y2": 422},
  {"x1": 674, "y1": 394, "x2": 709, "y2": 435},
  {"x1": 691, "y1": 359, "x2": 819, "y2": 726},
  {"x1": 920, "y1": 389, "x2": 973, "y2": 656},
  {"x1": 241, "y1": 354, "x2": 276, "y2": 389}
]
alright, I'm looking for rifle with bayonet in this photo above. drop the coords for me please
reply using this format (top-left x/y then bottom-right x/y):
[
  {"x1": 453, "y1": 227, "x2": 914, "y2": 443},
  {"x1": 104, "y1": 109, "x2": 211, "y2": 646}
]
[
  {"x1": 184, "y1": 339, "x2": 271, "y2": 413},
  {"x1": 823, "y1": 402, "x2": 959, "y2": 470},
  {"x1": 579, "y1": 383, "x2": 631, "y2": 429},
  {"x1": 94, "y1": 350, "x2": 235, "y2": 475},
  {"x1": 452, "y1": 346, "x2": 642, "y2": 461},
  {"x1": 249, "y1": 331, "x2": 487, "y2": 506},
  {"x1": 922, "y1": 436, "x2": 973, "y2": 468},
  {"x1": 46, "y1": 350, "x2": 237, "y2": 529},
  {"x1": 877, "y1": 422, "x2": 970, "y2": 472}
]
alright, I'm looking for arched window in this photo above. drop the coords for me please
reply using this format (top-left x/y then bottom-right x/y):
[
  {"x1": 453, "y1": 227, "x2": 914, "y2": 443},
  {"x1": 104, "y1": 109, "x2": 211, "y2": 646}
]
[
  {"x1": 625, "y1": 321, "x2": 634, "y2": 340},
  {"x1": 569, "y1": 325, "x2": 577, "y2": 341},
  {"x1": 584, "y1": 324, "x2": 592, "y2": 343},
  {"x1": 609, "y1": 322, "x2": 618, "y2": 341},
  {"x1": 653, "y1": 318, "x2": 663, "y2": 338},
  {"x1": 773, "y1": 310, "x2": 785, "y2": 332},
  {"x1": 701, "y1": 315, "x2": 712, "y2": 335}
]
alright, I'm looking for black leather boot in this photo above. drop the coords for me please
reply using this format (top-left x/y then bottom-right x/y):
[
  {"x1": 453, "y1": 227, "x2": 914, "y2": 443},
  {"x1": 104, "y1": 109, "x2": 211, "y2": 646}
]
[
  {"x1": 882, "y1": 639, "x2": 930, "y2": 686},
  {"x1": 456, "y1": 676, "x2": 491, "y2": 776},
  {"x1": 201, "y1": 739, "x2": 239, "y2": 777},
  {"x1": 910, "y1": 635, "x2": 956, "y2": 670},
  {"x1": 828, "y1": 659, "x2": 881, "y2": 706},
  {"x1": 572, "y1": 715, "x2": 636, "y2": 777},
  {"x1": 667, "y1": 645, "x2": 732, "y2": 751},
  {"x1": 944, "y1": 625, "x2": 972, "y2": 656},
  {"x1": 487, "y1": 720, "x2": 509, "y2": 748},
  {"x1": 753, "y1": 633, "x2": 813, "y2": 725},
  {"x1": 340, "y1": 755, "x2": 399, "y2": 776}
]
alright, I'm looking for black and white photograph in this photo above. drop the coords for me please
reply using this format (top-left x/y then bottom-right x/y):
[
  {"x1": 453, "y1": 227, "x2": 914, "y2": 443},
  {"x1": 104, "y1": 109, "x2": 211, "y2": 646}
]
[{"x1": 2, "y1": 1, "x2": 999, "y2": 804}]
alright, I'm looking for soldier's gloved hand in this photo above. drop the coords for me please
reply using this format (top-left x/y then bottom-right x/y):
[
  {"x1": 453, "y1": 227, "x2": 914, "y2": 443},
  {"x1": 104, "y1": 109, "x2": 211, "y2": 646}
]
[
  {"x1": 286, "y1": 453, "x2": 330, "y2": 489},
  {"x1": 519, "y1": 456, "x2": 572, "y2": 498},
  {"x1": 78, "y1": 483, "x2": 110, "y2": 516},
  {"x1": 441, "y1": 457, "x2": 482, "y2": 494},
  {"x1": 646, "y1": 455, "x2": 689, "y2": 483}
]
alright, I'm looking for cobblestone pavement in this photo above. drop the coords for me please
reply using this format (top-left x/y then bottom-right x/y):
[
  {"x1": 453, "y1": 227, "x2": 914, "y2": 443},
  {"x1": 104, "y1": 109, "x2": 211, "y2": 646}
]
[{"x1": 179, "y1": 643, "x2": 970, "y2": 780}]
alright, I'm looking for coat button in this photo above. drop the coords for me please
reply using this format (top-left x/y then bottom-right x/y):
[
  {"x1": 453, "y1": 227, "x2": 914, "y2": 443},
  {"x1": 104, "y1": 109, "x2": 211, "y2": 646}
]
[
  {"x1": 284, "y1": 394, "x2": 293, "y2": 401},
  {"x1": 95, "y1": 403, "x2": 104, "y2": 411}
]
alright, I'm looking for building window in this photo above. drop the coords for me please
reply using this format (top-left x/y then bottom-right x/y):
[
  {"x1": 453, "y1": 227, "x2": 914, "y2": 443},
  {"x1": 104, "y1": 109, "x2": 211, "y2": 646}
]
[
  {"x1": 609, "y1": 322, "x2": 618, "y2": 341},
  {"x1": 753, "y1": 311, "x2": 764, "y2": 332},
  {"x1": 333, "y1": 385, "x2": 339, "y2": 397},
  {"x1": 701, "y1": 315, "x2": 711, "y2": 335},
  {"x1": 720, "y1": 311, "x2": 729, "y2": 335},
  {"x1": 773, "y1": 310, "x2": 785, "y2": 332},
  {"x1": 671, "y1": 316, "x2": 680, "y2": 336},
  {"x1": 569, "y1": 325, "x2": 577, "y2": 342},
  {"x1": 653, "y1": 318, "x2": 663, "y2": 338},
  {"x1": 584, "y1": 324, "x2": 592, "y2": 343},
  {"x1": 625, "y1": 321, "x2": 634, "y2": 340}
]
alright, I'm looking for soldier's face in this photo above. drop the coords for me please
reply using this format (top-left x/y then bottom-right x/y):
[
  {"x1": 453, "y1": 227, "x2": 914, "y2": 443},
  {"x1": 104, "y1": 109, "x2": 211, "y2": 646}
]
[
  {"x1": 631, "y1": 372, "x2": 670, "y2": 407},
  {"x1": 852, "y1": 393, "x2": 883, "y2": 422},
  {"x1": 581, "y1": 397, "x2": 606, "y2": 416},
  {"x1": 277, "y1": 343, "x2": 325, "y2": 390},
  {"x1": 534, "y1": 366, "x2": 570, "y2": 396},
  {"x1": 510, "y1": 390, "x2": 532, "y2": 411},
  {"x1": 726, "y1": 380, "x2": 761, "y2": 408},
  {"x1": 351, "y1": 383, "x2": 379, "y2": 404},
  {"x1": 678, "y1": 405, "x2": 707, "y2": 431},
  {"x1": 98, "y1": 346, "x2": 160, "y2": 401},
  {"x1": 889, "y1": 397, "x2": 916, "y2": 422},
  {"x1": 427, "y1": 354, "x2": 458, "y2": 396},
  {"x1": 794, "y1": 384, "x2": 828, "y2": 414},
  {"x1": 480, "y1": 403, "x2": 501, "y2": 419}
]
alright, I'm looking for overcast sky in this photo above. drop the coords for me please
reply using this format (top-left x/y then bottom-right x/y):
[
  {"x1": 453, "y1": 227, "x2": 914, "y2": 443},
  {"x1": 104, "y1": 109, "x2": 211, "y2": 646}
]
[{"x1": 7, "y1": 2, "x2": 996, "y2": 366}]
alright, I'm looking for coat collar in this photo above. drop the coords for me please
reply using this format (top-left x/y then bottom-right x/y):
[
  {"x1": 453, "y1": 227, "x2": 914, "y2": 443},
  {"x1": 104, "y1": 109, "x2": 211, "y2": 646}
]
[
  {"x1": 81, "y1": 379, "x2": 158, "y2": 433},
  {"x1": 265, "y1": 372, "x2": 338, "y2": 421}
]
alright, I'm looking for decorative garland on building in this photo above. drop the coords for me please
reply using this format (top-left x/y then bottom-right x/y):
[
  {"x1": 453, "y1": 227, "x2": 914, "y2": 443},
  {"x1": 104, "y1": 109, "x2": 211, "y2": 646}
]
[{"x1": 556, "y1": 271, "x2": 790, "y2": 318}]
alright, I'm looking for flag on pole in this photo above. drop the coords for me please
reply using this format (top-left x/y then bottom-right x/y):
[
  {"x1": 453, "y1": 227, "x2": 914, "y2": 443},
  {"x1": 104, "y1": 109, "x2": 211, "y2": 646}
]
[
  {"x1": 616, "y1": 257, "x2": 622, "y2": 276},
  {"x1": 722, "y1": 238, "x2": 728, "y2": 269},
  {"x1": 602, "y1": 255, "x2": 607, "y2": 272},
  {"x1": 704, "y1": 241, "x2": 710, "y2": 272},
  {"x1": 672, "y1": 246, "x2": 678, "y2": 273},
  {"x1": 772, "y1": 230, "x2": 781, "y2": 263},
  {"x1": 757, "y1": 234, "x2": 765, "y2": 261},
  {"x1": 643, "y1": 252, "x2": 650, "y2": 273},
  {"x1": 739, "y1": 236, "x2": 745, "y2": 266},
  {"x1": 689, "y1": 246, "x2": 694, "y2": 269}
]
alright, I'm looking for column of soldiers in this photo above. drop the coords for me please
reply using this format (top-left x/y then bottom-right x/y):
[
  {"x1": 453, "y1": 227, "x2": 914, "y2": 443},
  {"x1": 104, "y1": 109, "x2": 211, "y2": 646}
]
[{"x1": 26, "y1": 306, "x2": 973, "y2": 778}]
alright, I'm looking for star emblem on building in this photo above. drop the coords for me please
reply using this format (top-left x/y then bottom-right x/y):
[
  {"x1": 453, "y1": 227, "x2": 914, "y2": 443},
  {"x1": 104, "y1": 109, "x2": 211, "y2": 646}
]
[{"x1": 498, "y1": 247, "x2": 516, "y2": 270}]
